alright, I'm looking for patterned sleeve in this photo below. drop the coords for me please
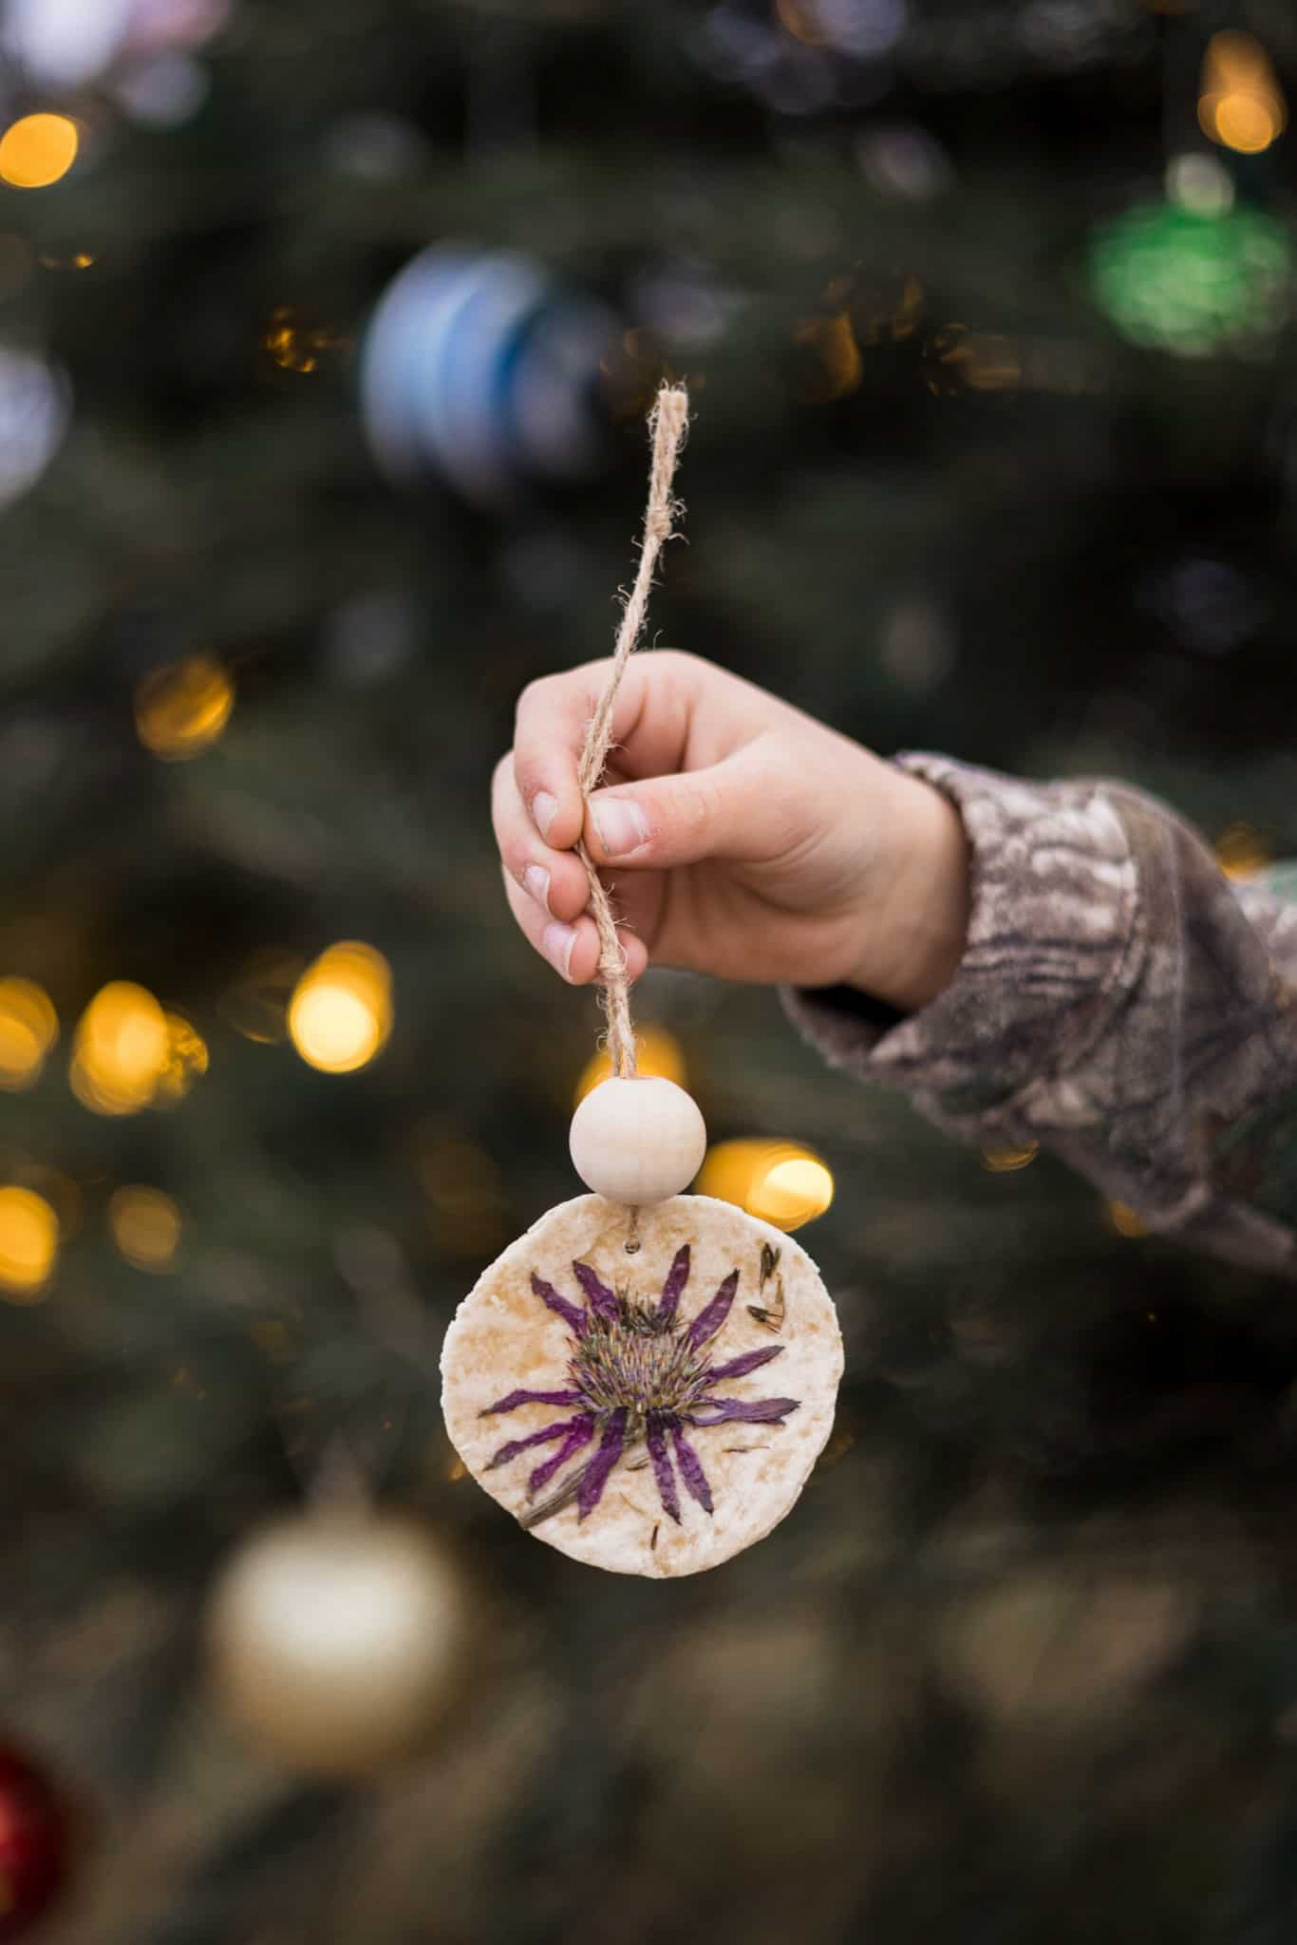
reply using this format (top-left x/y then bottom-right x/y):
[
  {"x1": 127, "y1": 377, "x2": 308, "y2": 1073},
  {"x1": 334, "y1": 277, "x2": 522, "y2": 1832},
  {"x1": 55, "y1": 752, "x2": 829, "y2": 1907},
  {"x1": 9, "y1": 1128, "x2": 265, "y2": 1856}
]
[{"x1": 780, "y1": 754, "x2": 1297, "y2": 1279}]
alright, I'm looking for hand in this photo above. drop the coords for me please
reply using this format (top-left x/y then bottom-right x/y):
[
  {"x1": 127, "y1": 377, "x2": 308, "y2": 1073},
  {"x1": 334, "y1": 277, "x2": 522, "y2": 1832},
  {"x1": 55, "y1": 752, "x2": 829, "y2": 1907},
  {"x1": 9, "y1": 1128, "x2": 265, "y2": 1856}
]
[{"x1": 492, "y1": 650, "x2": 970, "y2": 1013}]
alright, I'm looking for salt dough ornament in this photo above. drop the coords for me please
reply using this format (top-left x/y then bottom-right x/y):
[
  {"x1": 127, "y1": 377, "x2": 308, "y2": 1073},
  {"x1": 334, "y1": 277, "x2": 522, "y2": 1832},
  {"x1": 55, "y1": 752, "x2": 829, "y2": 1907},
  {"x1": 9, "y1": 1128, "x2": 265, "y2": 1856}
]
[{"x1": 440, "y1": 386, "x2": 843, "y2": 1576}]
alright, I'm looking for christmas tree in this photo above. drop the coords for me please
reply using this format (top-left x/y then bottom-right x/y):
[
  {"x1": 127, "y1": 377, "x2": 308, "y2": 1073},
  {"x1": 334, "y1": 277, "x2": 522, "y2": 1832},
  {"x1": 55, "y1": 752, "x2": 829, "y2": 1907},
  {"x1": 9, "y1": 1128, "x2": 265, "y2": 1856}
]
[{"x1": 2, "y1": 3, "x2": 1297, "y2": 1939}]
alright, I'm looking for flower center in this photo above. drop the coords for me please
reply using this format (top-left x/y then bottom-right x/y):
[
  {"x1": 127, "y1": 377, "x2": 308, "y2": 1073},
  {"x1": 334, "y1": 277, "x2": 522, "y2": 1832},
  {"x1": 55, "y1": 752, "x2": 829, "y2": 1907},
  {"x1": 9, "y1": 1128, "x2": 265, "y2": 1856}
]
[{"x1": 572, "y1": 1298, "x2": 712, "y2": 1421}]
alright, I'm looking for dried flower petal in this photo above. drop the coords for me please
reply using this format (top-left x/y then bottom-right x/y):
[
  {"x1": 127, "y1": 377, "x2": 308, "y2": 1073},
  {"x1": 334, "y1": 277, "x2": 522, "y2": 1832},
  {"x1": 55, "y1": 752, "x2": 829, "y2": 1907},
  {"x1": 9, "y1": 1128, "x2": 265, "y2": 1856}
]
[
  {"x1": 487, "y1": 1414, "x2": 592, "y2": 1471},
  {"x1": 530, "y1": 1271, "x2": 587, "y2": 1336},
  {"x1": 657, "y1": 1244, "x2": 691, "y2": 1321},
  {"x1": 670, "y1": 1421, "x2": 714, "y2": 1513},
  {"x1": 572, "y1": 1260, "x2": 619, "y2": 1320},
  {"x1": 688, "y1": 1396, "x2": 799, "y2": 1426},
  {"x1": 686, "y1": 1268, "x2": 739, "y2": 1350},
  {"x1": 578, "y1": 1408, "x2": 627, "y2": 1520},
  {"x1": 646, "y1": 1414, "x2": 681, "y2": 1523},
  {"x1": 704, "y1": 1345, "x2": 784, "y2": 1384},
  {"x1": 528, "y1": 1413, "x2": 595, "y2": 1492},
  {"x1": 481, "y1": 1386, "x2": 584, "y2": 1415}
]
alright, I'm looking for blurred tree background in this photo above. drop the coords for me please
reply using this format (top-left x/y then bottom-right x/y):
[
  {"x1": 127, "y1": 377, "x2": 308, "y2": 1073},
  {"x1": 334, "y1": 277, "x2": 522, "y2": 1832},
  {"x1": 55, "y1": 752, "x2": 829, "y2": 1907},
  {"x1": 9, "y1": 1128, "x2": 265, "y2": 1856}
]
[{"x1": 2, "y1": 0, "x2": 1297, "y2": 1939}]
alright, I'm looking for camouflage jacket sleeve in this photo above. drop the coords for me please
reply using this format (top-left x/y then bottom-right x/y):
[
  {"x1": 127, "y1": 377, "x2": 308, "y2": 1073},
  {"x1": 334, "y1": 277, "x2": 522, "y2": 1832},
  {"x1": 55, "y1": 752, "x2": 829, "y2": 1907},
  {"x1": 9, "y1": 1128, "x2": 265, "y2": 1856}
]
[{"x1": 781, "y1": 754, "x2": 1297, "y2": 1279}]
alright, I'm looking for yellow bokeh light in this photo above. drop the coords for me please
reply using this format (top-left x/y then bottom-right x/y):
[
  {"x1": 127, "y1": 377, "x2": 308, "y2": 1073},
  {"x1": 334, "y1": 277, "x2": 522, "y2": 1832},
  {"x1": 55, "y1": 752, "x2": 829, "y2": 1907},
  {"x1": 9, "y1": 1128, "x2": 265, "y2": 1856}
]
[
  {"x1": 775, "y1": 0, "x2": 825, "y2": 44},
  {"x1": 981, "y1": 1142, "x2": 1039, "y2": 1173},
  {"x1": 791, "y1": 313, "x2": 862, "y2": 403},
  {"x1": 109, "y1": 1186, "x2": 183, "y2": 1272},
  {"x1": 288, "y1": 942, "x2": 393, "y2": 1074},
  {"x1": 155, "y1": 1011, "x2": 209, "y2": 1106},
  {"x1": 574, "y1": 1026, "x2": 686, "y2": 1106},
  {"x1": 697, "y1": 1138, "x2": 834, "y2": 1232},
  {"x1": 1202, "y1": 91, "x2": 1282, "y2": 154},
  {"x1": 134, "y1": 654, "x2": 235, "y2": 761},
  {"x1": 1107, "y1": 1200, "x2": 1148, "y2": 1239},
  {"x1": 0, "y1": 977, "x2": 58, "y2": 1091},
  {"x1": 1199, "y1": 31, "x2": 1286, "y2": 155},
  {"x1": 0, "y1": 114, "x2": 78, "y2": 190},
  {"x1": 1216, "y1": 822, "x2": 1271, "y2": 882},
  {"x1": 753, "y1": 1154, "x2": 835, "y2": 1229},
  {"x1": 71, "y1": 981, "x2": 170, "y2": 1115},
  {"x1": 0, "y1": 1186, "x2": 58, "y2": 1302}
]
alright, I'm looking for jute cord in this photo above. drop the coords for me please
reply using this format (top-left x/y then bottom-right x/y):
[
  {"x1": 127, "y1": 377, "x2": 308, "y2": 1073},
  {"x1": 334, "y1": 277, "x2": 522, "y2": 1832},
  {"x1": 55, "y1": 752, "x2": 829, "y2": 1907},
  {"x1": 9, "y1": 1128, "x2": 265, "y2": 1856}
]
[{"x1": 576, "y1": 383, "x2": 689, "y2": 1079}]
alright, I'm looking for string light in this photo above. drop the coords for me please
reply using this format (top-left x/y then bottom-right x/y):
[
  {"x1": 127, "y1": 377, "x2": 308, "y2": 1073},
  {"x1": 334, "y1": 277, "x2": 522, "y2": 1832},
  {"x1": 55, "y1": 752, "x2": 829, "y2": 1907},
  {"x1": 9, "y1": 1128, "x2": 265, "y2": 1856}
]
[
  {"x1": 70, "y1": 981, "x2": 170, "y2": 1115},
  {"x1": 0, "y1": 1186, "x2": 58, "y2": 1302},
  {"x1": 1107, "y1": 1201, "x2": 1147, "y2": 1239},
  {"x1": 109, "y1": 1186, "x2": 183, "y2": 1272},
  {"x1": 263, "y1": 307, "x2": 347, "y2": 374},
  {"x1": 288, "y1": 942, "x2": 393, "y2": 1074},
  {"x1": 1216, "y1": 822, "x2": 1271, "y2": 882},
  {"x1": 1199, "y1": 32, "x2": 1286, "y2": 156},
  {"x1": 697, "y1": 1138, "x2": 834, "y2": 1232},
  {"x1": 0, "y1": 977, "x2": 58, "y2": 1091},
  {"x1": 981, "y1": 1142, "x2": 1039, "y2": 1173},
  {"x1": 134, "y1": 654, "x2": 235, "y2": 761},
  {"x1": 790, "y1": 312, "x2": 862, "y2": 403},
  {"x1": 574, "y1": 1026, "x2": 686, "y2": 1106},
  {"x1": 156, "y1": 1012, "x2": 209, "y2": 1105},
  {"x1": 0, "y1": 114, "x2": 78, "y2": 189}
]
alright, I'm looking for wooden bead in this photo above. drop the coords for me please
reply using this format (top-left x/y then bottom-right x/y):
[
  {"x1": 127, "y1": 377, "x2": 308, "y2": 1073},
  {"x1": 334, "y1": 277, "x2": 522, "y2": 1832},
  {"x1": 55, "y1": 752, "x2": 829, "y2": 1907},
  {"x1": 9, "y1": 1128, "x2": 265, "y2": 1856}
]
[{"x1": 569, "y1": 1076, "x2": 707, "y2": 1205}]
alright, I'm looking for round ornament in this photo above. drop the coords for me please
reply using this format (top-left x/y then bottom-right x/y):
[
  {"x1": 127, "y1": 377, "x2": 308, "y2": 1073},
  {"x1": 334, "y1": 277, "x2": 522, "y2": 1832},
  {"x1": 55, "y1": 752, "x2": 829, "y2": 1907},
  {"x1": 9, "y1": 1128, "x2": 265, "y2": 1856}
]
[
  {"x1": 441, "y1": 385, "x2": 843, "y2": 1576},
  {"x1": 0, "y1": 1744, "x2": 71, "y2": 1938},
  {"x1": 206, "y1": 1513, "x2": 464, "y2": 1778},
  {"x1": 359, "y1": 244, "x2": 615, "y2": 508},
  {"x1": 441, "y1": 1191, "x2": 842, "y2": 1578}
]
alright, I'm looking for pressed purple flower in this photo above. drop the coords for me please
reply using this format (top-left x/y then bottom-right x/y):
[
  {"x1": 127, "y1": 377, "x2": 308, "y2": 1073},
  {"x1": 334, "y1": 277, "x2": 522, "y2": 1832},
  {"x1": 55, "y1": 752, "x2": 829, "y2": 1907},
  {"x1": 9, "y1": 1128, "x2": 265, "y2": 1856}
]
[{"x1": 484, "y1": 1245, "x2": 800, "y2": 1529}]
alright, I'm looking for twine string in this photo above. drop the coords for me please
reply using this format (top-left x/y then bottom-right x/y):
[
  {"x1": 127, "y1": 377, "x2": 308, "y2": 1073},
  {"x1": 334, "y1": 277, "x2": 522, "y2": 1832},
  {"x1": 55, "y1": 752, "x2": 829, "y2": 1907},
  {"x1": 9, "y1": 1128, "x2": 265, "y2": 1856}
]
[{"x1": 575, "y1": 383, "x2": 689, "y2": 1079}]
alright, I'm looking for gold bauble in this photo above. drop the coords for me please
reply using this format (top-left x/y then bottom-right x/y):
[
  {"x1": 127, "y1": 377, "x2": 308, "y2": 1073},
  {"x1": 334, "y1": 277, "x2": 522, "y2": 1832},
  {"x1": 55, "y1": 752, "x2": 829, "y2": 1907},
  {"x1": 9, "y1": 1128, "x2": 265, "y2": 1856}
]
[{"x1": 206, "y1": 1513, "x2": 463, "y2": 1777}]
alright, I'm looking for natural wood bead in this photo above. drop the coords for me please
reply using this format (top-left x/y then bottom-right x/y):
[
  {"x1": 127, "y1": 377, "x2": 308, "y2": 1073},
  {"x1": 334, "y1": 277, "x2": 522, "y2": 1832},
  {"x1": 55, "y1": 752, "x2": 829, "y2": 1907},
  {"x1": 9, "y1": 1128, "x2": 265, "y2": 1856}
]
[{"x1": 569, "y1": 1076, "x2": 707, "y2": 1206}]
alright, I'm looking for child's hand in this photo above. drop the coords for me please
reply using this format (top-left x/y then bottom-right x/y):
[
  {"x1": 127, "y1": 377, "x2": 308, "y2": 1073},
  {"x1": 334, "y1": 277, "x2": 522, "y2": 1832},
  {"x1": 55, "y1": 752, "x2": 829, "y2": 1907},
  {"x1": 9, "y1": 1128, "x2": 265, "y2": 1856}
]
[{"x1": 492, "y1": 651, "x2": 970, "y2": 1013}]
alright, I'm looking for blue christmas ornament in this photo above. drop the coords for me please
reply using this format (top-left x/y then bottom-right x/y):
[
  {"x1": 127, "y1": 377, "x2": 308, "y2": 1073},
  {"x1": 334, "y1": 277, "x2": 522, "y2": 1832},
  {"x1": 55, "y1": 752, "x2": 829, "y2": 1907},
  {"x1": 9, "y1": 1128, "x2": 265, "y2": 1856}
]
[{"x1": 360, "y1": 245, "x2": 616, "y2": 507}]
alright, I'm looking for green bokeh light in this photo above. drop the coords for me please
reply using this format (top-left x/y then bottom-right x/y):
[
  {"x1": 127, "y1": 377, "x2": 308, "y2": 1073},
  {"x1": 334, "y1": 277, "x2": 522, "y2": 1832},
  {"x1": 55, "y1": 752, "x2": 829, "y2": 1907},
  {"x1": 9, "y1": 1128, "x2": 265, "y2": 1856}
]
[{"x1": 1089, "y1": 200, "x2": 1292, "y2": 358}]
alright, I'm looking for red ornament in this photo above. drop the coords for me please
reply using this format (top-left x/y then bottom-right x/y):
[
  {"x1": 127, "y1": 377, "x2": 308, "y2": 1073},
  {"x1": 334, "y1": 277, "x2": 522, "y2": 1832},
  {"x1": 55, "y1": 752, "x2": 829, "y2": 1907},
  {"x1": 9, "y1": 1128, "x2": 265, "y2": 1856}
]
[{"x1": 0, "y1": 1747, "x2": 69, "y2": 1937}]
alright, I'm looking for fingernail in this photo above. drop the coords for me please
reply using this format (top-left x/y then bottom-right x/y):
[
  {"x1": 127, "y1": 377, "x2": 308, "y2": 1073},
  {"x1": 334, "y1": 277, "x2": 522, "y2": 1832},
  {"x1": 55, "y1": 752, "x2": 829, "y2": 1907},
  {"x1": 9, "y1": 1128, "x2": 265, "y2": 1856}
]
[
  {"x1": 531, "y1": 791, "x2": 558, "y2": 840},
  {"x1": 591, "y1": 795, "x2": 650, "y2": 859},
  {"x1": 542, "y1": 921, "x2": 576, "y2": 979},
  {"x1": 522, "y1": 864, "x2": 551, "y2": 912}
]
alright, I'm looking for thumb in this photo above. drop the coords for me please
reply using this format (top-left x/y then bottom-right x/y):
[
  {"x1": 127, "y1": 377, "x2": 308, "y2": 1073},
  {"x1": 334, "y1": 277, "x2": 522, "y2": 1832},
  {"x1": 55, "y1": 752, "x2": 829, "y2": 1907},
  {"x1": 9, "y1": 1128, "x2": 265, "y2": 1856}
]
[{"x1": 583, "y1": 737, "x2": 800, "y2": 870}]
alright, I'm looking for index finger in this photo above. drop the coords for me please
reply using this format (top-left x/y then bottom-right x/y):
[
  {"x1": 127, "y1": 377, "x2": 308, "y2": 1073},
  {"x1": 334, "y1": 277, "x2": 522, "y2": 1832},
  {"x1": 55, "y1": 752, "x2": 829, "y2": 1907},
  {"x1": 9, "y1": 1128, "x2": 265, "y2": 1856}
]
[{"x1": 511, "y1": 650, "x2": 752, "y2": 849}]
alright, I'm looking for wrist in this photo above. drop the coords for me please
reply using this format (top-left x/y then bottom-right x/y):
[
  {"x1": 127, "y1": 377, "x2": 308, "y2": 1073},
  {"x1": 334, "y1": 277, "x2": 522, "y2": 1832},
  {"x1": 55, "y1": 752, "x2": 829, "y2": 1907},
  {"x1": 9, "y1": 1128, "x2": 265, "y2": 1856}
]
[{"x1": 848, "y1": 767, "x2": 971, "y2": 1013}]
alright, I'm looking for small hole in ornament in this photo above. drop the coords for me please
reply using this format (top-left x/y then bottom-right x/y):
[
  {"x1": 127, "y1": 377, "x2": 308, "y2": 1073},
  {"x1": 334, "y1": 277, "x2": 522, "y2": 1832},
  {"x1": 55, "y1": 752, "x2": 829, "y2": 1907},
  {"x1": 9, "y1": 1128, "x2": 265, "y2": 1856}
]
[{"x1": 625, "y1": 1239, "x2": 640, "y2": 1255}]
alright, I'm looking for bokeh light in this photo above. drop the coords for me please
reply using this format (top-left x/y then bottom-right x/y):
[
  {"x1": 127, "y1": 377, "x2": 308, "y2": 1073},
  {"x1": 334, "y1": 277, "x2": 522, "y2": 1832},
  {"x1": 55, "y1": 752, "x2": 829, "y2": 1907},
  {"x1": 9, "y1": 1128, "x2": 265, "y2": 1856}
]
[
  {"x1": 1088, "y1": 200, "x2": 1291, "y2": 358},
  {"x1": 0, "y1": 114, "x2": 78, "y2": 190},
  {"x1": 0, "y1": 977, "x2": 58, "y2": 1091},
  {"x1": 697, "y1": 1138, "x2": 834, "y2": 1231},
  {"x1": 109, "y1": 1186, "x2": 183, "y2": 1272},
  {"x1": 1216, "y1": 823, "x2": 1271, "y2": 882},
  {"x1": 1199, "y1": 32, "x2": 1286, "y2": 156},
  {"x1": 70, "y1": 981, "x2": 170, "y2": 1115},
  {"x1": 134, "y1": 654, "x2": 235, "y2": 760},
  {"x1": 790, "y1": 312, "x2": 862, "y2": 403},
  {"x1": 0, "y1": 1186, "x2": 58, "y2": 1302},
  {"x1": 288, "y1": 942, "x2": 393, "y2": 1074},
  {"x1": 574, "y1": 1025, "x2": 686, "y2": 1106},
  {"x1": 1107, "y1": 1200, "x2": 1147, "y2": 1239},
  {"x1": 156, "y1": 1012, "x2": 209, "y2": 1105},
  {"x1": 982, "y1": 1142, "x2": 1039, "y2": 1173}
]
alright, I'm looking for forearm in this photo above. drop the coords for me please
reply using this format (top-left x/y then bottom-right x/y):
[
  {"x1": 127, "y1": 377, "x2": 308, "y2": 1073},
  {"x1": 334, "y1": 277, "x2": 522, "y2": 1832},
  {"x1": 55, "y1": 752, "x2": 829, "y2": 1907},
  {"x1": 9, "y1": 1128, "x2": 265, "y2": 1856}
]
[{"x1": 783, "y1": 756, "x2": 1297, "y2": 1279}]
